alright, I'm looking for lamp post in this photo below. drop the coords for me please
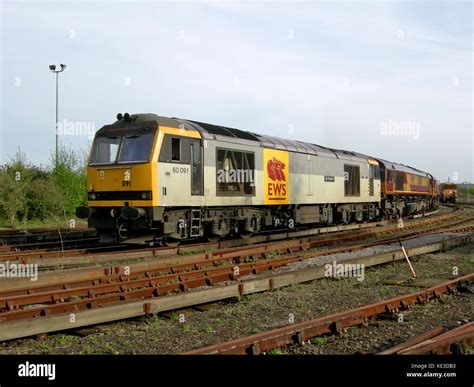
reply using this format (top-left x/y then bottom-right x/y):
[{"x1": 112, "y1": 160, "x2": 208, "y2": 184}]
[{"x1": 49, "y1": 64, "x2": 67, "y2": 165}]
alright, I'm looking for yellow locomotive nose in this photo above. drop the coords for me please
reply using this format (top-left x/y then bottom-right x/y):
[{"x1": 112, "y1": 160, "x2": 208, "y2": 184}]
[
  {"x1": 81, "y1": 120, "x2": 159, "y2": 241},
  {"x1": 91, "y1": 167, "x2": 131, "y2": 191},
  {"x1": 85, "y1": 123, "x2": 158, "y2": 209},
  {"x1": 86, "y1": 165, "x2": 154, "y2": 206}
]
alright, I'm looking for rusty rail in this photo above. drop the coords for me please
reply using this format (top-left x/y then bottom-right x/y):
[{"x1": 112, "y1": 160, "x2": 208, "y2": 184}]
[
  {"x1": 1, "y1": 223, "x2": 472, "y2": 323},
  {"x1": 378, "y1": 326, "x2": 446, "y2": 354},
  {"x1": 0, "y1": 235, "x2": 471, "y2": 341},
  {"x1": 398, "y1": 323, "x2": 474, "y2": 355},
  {"x1": 1, "y1": 219, "x2": 473, "y2": 320},
  {"x1": 184, "y1": 274, "x2": 473, "y2": 354},
  {"x1": 2, "y1": 214, "x2": 473, "y2": 295}
]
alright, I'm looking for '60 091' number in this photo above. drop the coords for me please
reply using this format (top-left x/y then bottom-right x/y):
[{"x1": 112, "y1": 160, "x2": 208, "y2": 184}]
[{"x1": 172, "y1": 167, "x2": 189, "y2": 174}]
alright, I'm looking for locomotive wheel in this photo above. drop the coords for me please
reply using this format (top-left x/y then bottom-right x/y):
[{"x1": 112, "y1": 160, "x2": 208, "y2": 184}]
[
  {"x1": 205, "y1": 223, "x2": 222, "y2": 242},
  {"x1": 240, "y1": 231, "x2": 253, "y2": 240},
  {"x1": 163, "y1": 237, "x2": 180, "y2": 247},
  {"x1": 206, "y1": 234, "x2": 221, "y2": 242}
]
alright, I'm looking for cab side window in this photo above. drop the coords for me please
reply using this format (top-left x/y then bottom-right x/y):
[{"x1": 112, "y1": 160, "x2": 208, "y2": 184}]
[
  {"x1": 171, "y1": 138, "x2": 180, "y2": 161},
  {"x1": 159, "y1": 135, "x2": 190, "y2": 164}
]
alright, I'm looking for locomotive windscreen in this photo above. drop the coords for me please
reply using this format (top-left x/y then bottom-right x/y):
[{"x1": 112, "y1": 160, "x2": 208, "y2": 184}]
[
  {"x1": 90, "y1": 127, "x2": 156, "y2": 165},
  {"x1": 118, "y1": 133, "x2": 155, "y2": 163},
  {"x1": 90, "y1": 135, "x2": 121, "y2": 165}
]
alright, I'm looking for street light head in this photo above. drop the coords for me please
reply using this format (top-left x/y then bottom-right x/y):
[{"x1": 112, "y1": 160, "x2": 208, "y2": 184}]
[
  {"x1": 60, "y1": 64, "x2": 67, "y2": 71},
  {"x1": 49, "y1": 64, "x2": 56, "y2": 71}
]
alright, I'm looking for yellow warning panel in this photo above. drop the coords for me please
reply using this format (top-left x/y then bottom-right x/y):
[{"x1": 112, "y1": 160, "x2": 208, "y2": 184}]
[{"x1": 263, "y1": 148, "x2": 289, "y2": 205}]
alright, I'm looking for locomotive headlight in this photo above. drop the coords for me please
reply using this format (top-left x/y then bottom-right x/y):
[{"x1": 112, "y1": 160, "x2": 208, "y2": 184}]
[
  {"x1": 89, "y1": 193, "x2": 96, "y2": 200},
  {"x1": 138, "y1": 191, "x2": 151, "y2": 200}
]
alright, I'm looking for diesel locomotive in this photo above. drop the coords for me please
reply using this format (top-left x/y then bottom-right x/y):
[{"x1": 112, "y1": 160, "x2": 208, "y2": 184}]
[
  {"x1": 439, "y1": 183, "x2": 458, "y2": 203},
  {"x1": 76, "y1": 113, "x2": 438, "y2": 243}
]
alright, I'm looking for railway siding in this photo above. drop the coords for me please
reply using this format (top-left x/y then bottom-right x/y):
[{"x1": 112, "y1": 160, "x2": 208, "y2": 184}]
[{"x1": 0, "y1": 232, "x2": 470, "y2": 341}]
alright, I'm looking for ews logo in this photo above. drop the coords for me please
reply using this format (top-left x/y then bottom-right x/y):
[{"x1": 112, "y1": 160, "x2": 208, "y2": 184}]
[
  {"x1": 267, "y1": 158, "x2": 287, "y2": 196},
  {"x1": 264, "y1": 150, "x2": 289, "y2": 204}
]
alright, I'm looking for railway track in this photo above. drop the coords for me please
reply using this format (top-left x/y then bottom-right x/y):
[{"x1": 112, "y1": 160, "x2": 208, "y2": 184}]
[
  {"x1": 0, "y1": 208, "x2": 442, "y2": 257},
  {"x1": 0, "y1": 227, "x2": 98, "y2": 252},
  {"x1": 184, "y1": 274, "x2": 474, "y2": 355},
  {"x1": 0, "y1": 219, "x2": 393, "y2": 264},
  {"x1": 445, "y1": 202, "x2": 474, "y2": 209},
  {"x1": 2, "y1": 210, "x2": 473, "y2": 295},
  {"x1": 379, "y1": 324, "x2": 474, "y2": 355},
  {"x1": 394, "y1": 323, "x2": 474, "y2": 355},
  {"x1": 0, "y1": 205, "x2": 471, "y2": 341},
  {"x1": 0, "y1": 207, "x2": 467, "y2": 270},
  {"x1": 0, "y1": 227, "x2": 471, "y2": 340},
  {"x1": 0, "y1": 226, "x2": 91, "y2": 237},
  {"x1": 1, "y1": 220, "x2": 389, "y2": 264}
]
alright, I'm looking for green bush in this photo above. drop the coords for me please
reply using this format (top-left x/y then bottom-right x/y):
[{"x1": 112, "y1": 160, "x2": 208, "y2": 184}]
[
  {"x1": 52, "y1": 147, "x2": 87, "y2": 214},
  {"x1": 0, "y1": 148, "x2": 87, "y2": 227},
  {"x1": 25, "y1": 178, "x2": 65, "y2": 221},
  {"x1": 0, "y1": 169, "x2": 28, "y2": 225}
]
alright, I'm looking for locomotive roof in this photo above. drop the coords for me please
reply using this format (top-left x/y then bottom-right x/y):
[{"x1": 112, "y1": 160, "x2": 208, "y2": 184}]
[
  {"x1": 376, "y1": 159, "x2": 429, "y2": 177},
  {"x1": 99, "y1": 113, "x2": 368, "y2": 161},
  {"x1": 439, "y1": 183, "x2": 457, "y2": 189},
  {"x1": 181, "y1": 119, "x2": 432, "y2": 176},
  {"x1": 98, "y1": 114, "x2": 429, "y2": 174},
  {"x1": 96, "y1": 114, "x2": 179, "y2": 135},
  {"x1": 177, "y1": 118, "x2": 375, "y2": 162}
]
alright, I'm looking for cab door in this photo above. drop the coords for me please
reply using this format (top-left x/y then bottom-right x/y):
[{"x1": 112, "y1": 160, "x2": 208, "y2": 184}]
[
  {"x1": 190, "y1": 140, "x2": 204, "y2": 195},
  {"x1": 369, "y1": 164, "x2": 376, "y2": 196}
]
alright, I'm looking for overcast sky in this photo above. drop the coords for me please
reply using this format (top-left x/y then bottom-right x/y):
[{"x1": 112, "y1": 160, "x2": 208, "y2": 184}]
[{"x1": 1, "y1": 0, "x2": 472, "y2": 182}]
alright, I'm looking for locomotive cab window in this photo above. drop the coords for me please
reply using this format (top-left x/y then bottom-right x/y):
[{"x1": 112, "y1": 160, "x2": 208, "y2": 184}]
[
  {"x1": 159, "y1": 135, "x2": 192, "y2": 164},
  {"x1": 90, "y1": 136, "x2": 121, "y2": 165},
  {"x1": 171, "y1": 138, "x2": 181, "y2": 161},
  {"x1": 344, "y1": 164, "x2": 360, "y2": 196}
]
